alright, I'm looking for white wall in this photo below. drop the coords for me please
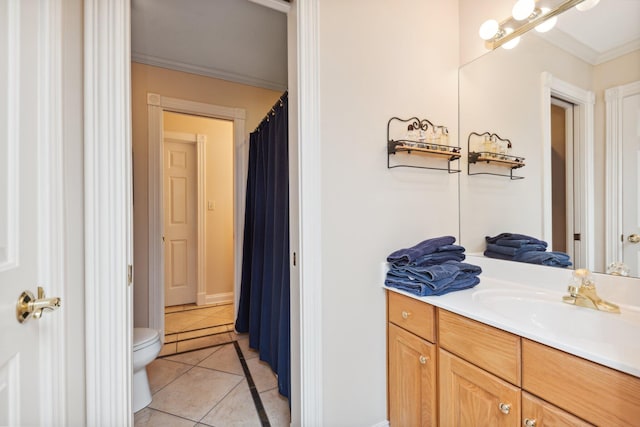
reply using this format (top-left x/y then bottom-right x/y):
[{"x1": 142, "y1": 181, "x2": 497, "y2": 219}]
[{"x1": 318, "y1": 1, "x2": 459, "y2": 424}]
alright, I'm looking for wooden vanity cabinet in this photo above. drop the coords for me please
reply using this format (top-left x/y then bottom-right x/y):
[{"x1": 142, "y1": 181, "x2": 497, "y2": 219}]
[
  {"x1": 387, "y1": 291, "x2": 437, "y2": 426},
  {"x1": 439, "y1": 349, "x2": 521, "y2": 427},
  {"x1": 386, "y1": 290, "x2": 639, "y2": 426}
]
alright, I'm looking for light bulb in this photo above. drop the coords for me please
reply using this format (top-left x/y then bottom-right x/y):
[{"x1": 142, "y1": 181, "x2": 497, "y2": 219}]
[
  {"x1": 479, "y1": 19, "x2": 500, "y2": 40},
  {"x1": 535, "y1": 8, "x2": 558, "y2": 32},
  {"x1": 576, "y1": 0, "x2": 600, "y2": 11},
  {"x1": 512, "y1": 0, "x2": 535, "y2": 21},
  {"x1": 501, "y1": 28, "x2": 521, "y2": 50}
]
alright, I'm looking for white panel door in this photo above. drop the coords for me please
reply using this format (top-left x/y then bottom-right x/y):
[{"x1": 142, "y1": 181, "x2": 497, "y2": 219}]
[
  {"x1": 622, "y1": 92, "x2": 640, "y2": 276},
  {"x1": 0, "y1": 0, "x2": 59, "y2": 425},
  {"x1": 164, "y1": 139, "x2": 198, "y2": 306}
]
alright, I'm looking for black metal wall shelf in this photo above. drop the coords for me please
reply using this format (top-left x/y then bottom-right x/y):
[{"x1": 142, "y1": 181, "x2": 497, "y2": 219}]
[
  {"x1": 387, "y1": 117, "x2": 461, "y2": 173},
  {"x1": 467, "y1": 131, "x2": 525, "y2": 180}
]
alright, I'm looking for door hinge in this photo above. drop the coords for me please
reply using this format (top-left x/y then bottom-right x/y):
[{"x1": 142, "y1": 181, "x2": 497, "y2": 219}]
[
  {"x1": 573, "y1": 233, "x2": 581, "y2": 241},
  {"x1": 293, "y1": 252, "x2": 297, "y2": 266},
  {"x1": 128, "y1": 264, "x2": 133, "y2": 285}
]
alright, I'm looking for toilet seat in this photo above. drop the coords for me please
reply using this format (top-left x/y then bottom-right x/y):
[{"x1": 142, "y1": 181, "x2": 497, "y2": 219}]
[{"x1": 133, "y1": 328, "x2": 160, "y2": 351}]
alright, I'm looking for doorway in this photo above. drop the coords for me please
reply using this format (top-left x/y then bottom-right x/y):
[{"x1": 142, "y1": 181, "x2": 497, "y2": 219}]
[
  {"x1": 550, "y1": 97, "x2": 576, "y2": 259},
  {"x1": 160, "y1": 112, "x2": 236, "y2": 354}
]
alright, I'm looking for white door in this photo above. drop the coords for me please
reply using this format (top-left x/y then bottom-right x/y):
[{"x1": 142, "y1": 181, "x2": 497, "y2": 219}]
[
  {"x1": 622, "y1": 92, "x2": 640, "y2": 276},
  {"x1": 164, "y1": 137, "x2": 198, "y2": 306},
  {"x1": 0, "y1": 0, "x2": 62, "y2": 425}
]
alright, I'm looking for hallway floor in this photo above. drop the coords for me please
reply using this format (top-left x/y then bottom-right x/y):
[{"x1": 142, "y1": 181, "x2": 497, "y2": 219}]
[
  {"x1": 162, "y1": 303, "x2": 236, "y2": 357},
  {"x1": 135, "y1": 335, "x2": 290, "y2": 426}
]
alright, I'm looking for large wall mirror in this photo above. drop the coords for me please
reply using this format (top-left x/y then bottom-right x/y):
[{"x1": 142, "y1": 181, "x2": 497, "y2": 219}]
[{"x1": 459, "y1": 0, "x2": 640, "y2": 277}]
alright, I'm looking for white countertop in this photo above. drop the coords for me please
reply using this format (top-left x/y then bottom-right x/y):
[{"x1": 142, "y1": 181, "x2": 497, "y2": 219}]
[{"x1": 383, "y1": 255, "x2": 640, "y2": 378}]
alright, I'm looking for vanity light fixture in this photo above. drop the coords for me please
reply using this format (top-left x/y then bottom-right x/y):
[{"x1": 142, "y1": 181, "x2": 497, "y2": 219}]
[{"x1": 480, "y1": 0, "x2": 592, "y2": 50}]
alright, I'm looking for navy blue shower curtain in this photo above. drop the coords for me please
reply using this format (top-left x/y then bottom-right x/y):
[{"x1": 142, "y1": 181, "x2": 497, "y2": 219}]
[{"x1": 235, "y1": 92, "x2": 290, "y2": 401}]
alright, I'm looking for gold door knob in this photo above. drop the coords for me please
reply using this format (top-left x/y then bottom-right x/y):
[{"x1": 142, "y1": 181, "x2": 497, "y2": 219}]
[
  {"x1": 499, "y1": 402, "x2": 511, "y2": 414},
  {"x1": 628, "y1": 234, "x2": 640, "y2": 244},
  {"x1": 419, "y1": 355, "x2": 428, "y2": 364},
  {"x1": 523, "y1": 418, "x2": 537, "y2": 427},
  {"x1": 16, "y1": 286, "x2": 61, "y2": 323},
  {"x1": 401, "y1": 311, "x2": 410, "y2": 319}
]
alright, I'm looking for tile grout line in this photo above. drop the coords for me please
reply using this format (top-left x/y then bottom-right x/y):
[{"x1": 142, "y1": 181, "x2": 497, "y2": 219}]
[{"x1": 233, "y1": 341, "x2": 271, "y2": 427}]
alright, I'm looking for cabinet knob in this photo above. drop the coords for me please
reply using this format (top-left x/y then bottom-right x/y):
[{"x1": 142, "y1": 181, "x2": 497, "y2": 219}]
[
  {"x1": 401, "y1": 310, "x2": 410, "y2": 319},
  {"x1": 523, "y1": 419, "x2": 536, "y2": 427},
  {"x1": 499, "y1": 402, "x2": 511, "y2": 415},
  {"x1": 419, "y1": 355, "x2": 428, "y2": 365}
]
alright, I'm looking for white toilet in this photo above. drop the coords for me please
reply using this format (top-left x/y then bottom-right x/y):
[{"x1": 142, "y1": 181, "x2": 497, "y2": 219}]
[{"x1": 133, "y1": 327, "x2": 162, "y2": 413}]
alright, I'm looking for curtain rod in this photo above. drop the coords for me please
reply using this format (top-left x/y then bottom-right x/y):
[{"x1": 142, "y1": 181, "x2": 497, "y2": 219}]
[{"x1": 253, "y1": 91, "x2": 288, "y2": 133}]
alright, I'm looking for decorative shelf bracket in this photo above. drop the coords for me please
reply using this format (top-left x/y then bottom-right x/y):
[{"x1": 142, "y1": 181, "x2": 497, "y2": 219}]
[
  {"x1": 387, "y1": 117, "x2": 461, "y2": 173},
  {"x1": 467, "y1": 131, "x2": 525, "y2": 180}
]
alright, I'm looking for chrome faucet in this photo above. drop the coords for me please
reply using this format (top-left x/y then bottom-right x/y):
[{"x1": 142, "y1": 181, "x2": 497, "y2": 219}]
[{"x1": 562, "y1": 269, "x2": 620, "y2": 314}]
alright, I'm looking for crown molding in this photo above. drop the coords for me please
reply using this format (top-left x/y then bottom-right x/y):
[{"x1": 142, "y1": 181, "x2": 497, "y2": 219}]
[
  {"x1": 131, "y1": 52, "x2": 287, "y2": 92},
  {"x1": 248, "y1": 0, "x2": 290, "y2": 14},
  {"x1": 537, "y1": 31, "x2": 640, "y2": 65}
]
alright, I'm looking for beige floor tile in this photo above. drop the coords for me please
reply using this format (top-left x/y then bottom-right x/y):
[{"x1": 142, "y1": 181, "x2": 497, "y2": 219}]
[
  {"x1": 149, "y1": 367, "x2": 243, "y2": 421},
  {"x1": 134, "y1": 407, "x2": 195, "y2": 427},
  {"x1": 164, "y1": 346, "x2": 221, "y2": 366},
  {"x1": 178, "y1": 324, "x2": 230, "y2": 340},
  {"x1": 198, "y1": 344, "x2": 243, "y2": 376},
  {"x1": 200, "y1": 380, "x2": 261, "y2": 427},
  {"x1": 260, "y1": 388, "x2": 291, "y2": 427},
  {"x1": 146, "y1": 359, "x2": 192, "y2": 394},
  {"x1": 165, "y1": 311, "x2": 208, "y2": 333},
  {"x1": 246, "y1": 358, "x2": 277, "y2": 392},
  {"x1": 159, "y1": 342, "x2": 177, "y2": 357},
  {"x1": 176, "y1": 333, "x2": 233, "y2": 353},
  {"x1": 236, "y1": 337, "x2": 259, "y2": 360},
  {"x1": 196, "y1": 305, "x2": 234, "y2": 321}
]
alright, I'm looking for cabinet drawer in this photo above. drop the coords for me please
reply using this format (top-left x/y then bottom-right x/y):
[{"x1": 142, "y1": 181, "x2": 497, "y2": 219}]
[
  {"x1": 522, "y1": 339, "x2": 640, "y2": 426},
  {"x1": 388, "y1": 291, "x2": 435, "y2": 342},
  {"x1": 438, "y1": 309, "x2": 521, "y2": 385},
  {"x1": 522, "y1": 392, "x2": 593, "y2": 427}
]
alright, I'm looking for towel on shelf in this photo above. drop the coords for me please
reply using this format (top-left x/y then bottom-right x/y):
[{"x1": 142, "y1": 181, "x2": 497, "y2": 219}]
[
  {"x1": 483, "y1": 250, "x2": 515, "y2": 261},
  {"x1": 387, "y1": 236, "x2": 456, "y2": 266},
  {"x1": 385, "y1": 273, "x2": 480, "y2": 297},
  {"x1": 495, "y1": 238, "x2": 548, "y2": 249},
  {"x1": 485, "y1": 243, "x2": 547, "y2": 257},
  {"x1": 407, "y1": 245, "x2": 466, "y2": 267},
  {"x1": 514, "y1": 251, "x2": 572, "y2": 267},
  {"x1": 485, "y1": 233, "x2": 548, "y2": 247}
]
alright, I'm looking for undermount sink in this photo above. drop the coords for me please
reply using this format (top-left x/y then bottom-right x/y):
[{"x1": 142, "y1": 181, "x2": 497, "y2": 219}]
[{"x1": 472, "y1": 288, "x2": 640, "y2": 346}]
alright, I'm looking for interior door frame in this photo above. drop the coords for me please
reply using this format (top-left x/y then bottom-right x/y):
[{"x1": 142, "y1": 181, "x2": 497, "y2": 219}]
[
  {"x1": 605, "y1": 80, "x2": 640, "y2": 268},
  {"x1": 162, "y1": 131, "x2": 207, "y2": 309},
  {"x1": 84, "y1": 0, "x2": 323, "y2": 425},
  {"x1": 541, "y1": 72, "x2": 595, "y2": 270},
  {"x1": 148, "y1": 95, "x2": 245, "y2": 333}
]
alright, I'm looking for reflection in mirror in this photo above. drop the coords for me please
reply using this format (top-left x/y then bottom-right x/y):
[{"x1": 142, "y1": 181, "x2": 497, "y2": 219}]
[{"x1": 459, "y1": 0, "x2": 640, "y2": 277}]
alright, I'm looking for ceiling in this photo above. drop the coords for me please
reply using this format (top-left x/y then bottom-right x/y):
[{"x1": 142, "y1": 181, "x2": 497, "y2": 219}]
[
  {"x1": 131, "y1": 0, "x2": 288, "y2": 91},
  {"x1": 538, "y1": 0, "x2": 640, "y2": 64}
]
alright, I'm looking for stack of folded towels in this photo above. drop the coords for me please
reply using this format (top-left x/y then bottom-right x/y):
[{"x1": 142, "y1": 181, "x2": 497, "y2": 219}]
[
  {"x1": 484, "y1": 233, "x2": 572, "y2": 267},
  {"x1": 385, "y1": 236, "x2": 482, "y2": 297}
]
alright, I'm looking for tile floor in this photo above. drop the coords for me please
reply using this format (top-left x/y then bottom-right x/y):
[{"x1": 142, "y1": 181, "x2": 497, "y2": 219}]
[
  {"x1": 162, "y1": 303, "x2": 236, "y2": 357},
  {"x1": 136, "y1": 334, "x2": 290, "y2": 426}
]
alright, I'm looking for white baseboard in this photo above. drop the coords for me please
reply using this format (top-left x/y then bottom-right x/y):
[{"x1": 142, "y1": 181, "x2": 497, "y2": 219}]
[
  {"x1": 203, "y1": 291, "x2": 234, "y2": 306},
  {"x1": 371, "y1": 421, "x2": 390, "y2": 427}
]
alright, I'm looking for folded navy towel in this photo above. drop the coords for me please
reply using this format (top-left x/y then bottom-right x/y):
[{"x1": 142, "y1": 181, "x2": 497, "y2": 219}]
[
  {"x1": 442, "y1": 260, "x2": 482, "y2": 275},
  {"x1": 406, "y1": 250, "x2": 466, "y2": 268},
  {"x1": 385, "y1": 272, "x2": 480, "y2": 296},
  {"x1": 495, "y1": 238, "x2": 548, "y2": 249},
  {"x1": 485, "y1": 233, "x2": 547, "y2": 247},
  {"x1": 486, "y1": 243, "x2": 547, "y2": 257},
  {"x1": 387, "y1": 236, "x2": 456, "y2": 265},
  {"x1": 483, "y1": 250, "x2": 514, "y2": 261},
  {"x1": 514, "y1": 251, "x2": 572, "y2": 267},
  {"x1": 392, "y1": 263, "x2": 462, "y2": 287}
]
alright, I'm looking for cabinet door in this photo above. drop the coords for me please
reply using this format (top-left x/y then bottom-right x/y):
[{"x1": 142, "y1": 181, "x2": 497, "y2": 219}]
[
  {"x1": 388, "y1": 323, "x2": 436, "y2": 426},
  {"x1": 439, "y1": 349, "x2": 520, "y2": 427},
  {"x1": 522, "y1": 392, "x2": 594, "y2": 427}
]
